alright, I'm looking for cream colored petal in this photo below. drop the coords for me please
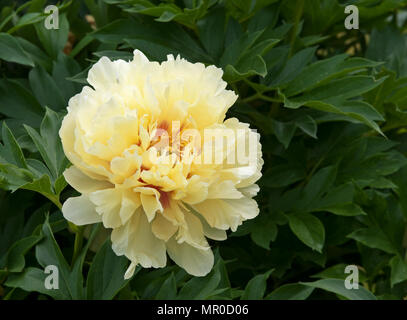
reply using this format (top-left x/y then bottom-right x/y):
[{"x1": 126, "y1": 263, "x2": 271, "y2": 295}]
[
  {"x1": 223, "y1": 118, "x2": 263, "y2": 188},
  {"x1": 166, "y1": 238, "x2": 214, "y2": 277},
  {"x1": 87, "y1": 57, "x2": 127, "y2": 91},
  {"x1": 193, "y1": 197, "x2": 259, "y2": 232},
  {"x1": 89, "y1": 188, "x2": 122, "y2": 228},
  {"x1": 119, "y1": 191, "x2": 141, "y2": 224},
  {"x1": 63, "y1": 166, "x2": 112, "y2": 194},
  {"x1": 178, "y1": 175, "x2": 208, "y2": 204},
  {"x1": 176, "y1": 210, "x2": 209, "y2": 250},
  {"x1": 110, "y1": 219, "x2": 130, "y2": 256},
  {"x1": 124, "y1": 261, "x2": 137, "y2": 280},
  {"x1": 137, "y1": 189, "x2": 163, "y2": 222},
  {"x1": 151, "y1": 213, "x2": 177, "y2": 241},
  {"x1": 192, "y1": 209, "x2": 227, "y2": 241},
  {"x1": 239, "y1": 184, "x2": 260, "y2": 198},
  {"x1": 132, "y1": 49, "x2": 149, "y2": 65},
  {"x1": 207, "y1": 180, "x2": 243, "y2": 199},
  {"x1": 62, "y1": 195, "x2": 102, "y2": 226},
  {"x1": 161, "y1": 200, "x2": 185, "y2": 226},
  {"x1": 112, "y1": 209, "x2": 167, "y2": 269}
]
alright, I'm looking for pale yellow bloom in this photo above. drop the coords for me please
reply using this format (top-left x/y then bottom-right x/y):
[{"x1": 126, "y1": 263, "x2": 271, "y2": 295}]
[{"x1": 59, "y1": 50, "x2": 263, "y2": 278}]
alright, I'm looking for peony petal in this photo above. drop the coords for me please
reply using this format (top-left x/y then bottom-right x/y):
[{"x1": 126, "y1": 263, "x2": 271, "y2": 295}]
[
  {"x1": 193, "y1": 197, "x2": 259, "y2": 232},
  {"x1": 124, "y1": 261, "x2": 137, "y2": 280},
  {"x1": 62, "y1": 194, "x2": 102, "y2": 225},
  {"x1": 89, "y1": 188, "x2": 123, "y2": 228},
  {"x1": 132, "y1": 49, "x2": 149, "y2": 65},
  {"x1": 119, "y1": 191, "x2": 141, "y2": 224},
  {"x1": 176, "y1": 211, "x2": 209, "y2": 250},
  {"x1": 112, "y1": 209, "x2": 167, "y2": 269},
  {"x1": 63, "y1": 166, "x2": 112, "y2": 194},
  {"x1": 179, "y1": 175, "x2": 208, "y2": 204},
  {"x1": 135, "y1": 187, "x2": 163, "y2": 222},
  {"x1": 151, "y1": 212, "x2": 177, "y2": 241},
  {"x1": 87, "y1": 57, "x2": 128, "y2": 91},
  {"x1": 239, "y1": 184, "x2": 260, "y2": 198},
  {"x1": 193, "y1": 210, "x2": 227, "y2": 241},
  {"x1": 166, "y1": 238, "x2": 214, "y2": 277},
  {"x1": 207, "y1": 180, "x2": 243, "y2": 199}
]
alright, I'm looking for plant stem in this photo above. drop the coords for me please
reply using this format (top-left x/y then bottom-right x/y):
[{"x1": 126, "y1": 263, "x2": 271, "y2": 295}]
[
  {"x1": 243, "y1": 92, "x2": 283, "y2": 104},
  {"x1": 71, "y1": 226, "x2": 84, "y2": 266}
]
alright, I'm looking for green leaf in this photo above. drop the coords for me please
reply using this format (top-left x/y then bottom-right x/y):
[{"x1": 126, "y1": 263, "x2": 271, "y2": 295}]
[
  {"x1": 271, "y1": 119, "x2": 296, "y2": 149},
  {"x1": 241, "y1": 269, "x2": 273, "y2": 300},
  {"x1": 300, "y1": 279, "x2": 377, "y2": 300},
  {"x1": 35, "y1": 216, "x2": 78, "y2": 299},
  {"x1": 389, "y1": 256, "x2": 407, "y2": 287},
  {"x1": 266, "y1": 283, "x2": 314, "y2": 300},
  {"x1": 320, "y1": 203, "x2": 366, "y2": 217},
  {"x1": 5, "y1": 267, "x2": 64, "y2": 300},
  {"x1": 197, "y1": 7, "x2": 225, "y2": 62},
  {"x1": 21, "y1": 174, "x2": 62, "y2": 208},
  {"x1": 295, "y1": 114, "x2": 317, "y2": 138},
  {"x1": 220, "y1": 29, "x2": 279, "y2": 81},
  {"x1": 0, "y1": 122, "x2": 28, "y2": 169},
  {"x1": 113, "y1": 0, "x2": 212, "y2": 29},
  {"x1": 52, "y1": 53, "x2": 82, "y2": 102},
  {"x1": 250, "y1": 216, "x2": 278, "y2": 250},
  {"x1": 311, "y1": 264, "x2": 367, "y2": 283},
  {"x1": 94, "y1": 18, "x2": 210, "y2": 62},
  {"x1": 0, "y1": 163, "x2": 33, "y2": 191},
  {"x1": 269, "y1": 46, "x2": 317, "y2": 88},
  {"x1": 285, "y1": 81, "x2": 385, "y2": 134},
  {"x1": 303, "y1": 165, "x2": 337, "y2": 207},
  {"x1": 285, "y1": 76, "x2": 385, "y2": 105},
  {"x1": 283, "y1": 55, "x2": 381, "y2": 96},
  {"x1": 0, "y1": 79, "x2": 44, "y2": 128},
  {"x1": 35, "y1": 13, "x2": 69, "y2": 58},
  {"x1": 0, "y1": 33, "x2": 34, "y2": 67},
  {"x1": 15, "y1": 36, "x2": 51, "y2": 70},
  {"x1": 287, "y1": 212, "x2": 325, "y2": 252},
  {"x1": 261, "y1": 163, "x2": 306, "y2": 188},
  {"x1": 155, "y1": 273, "x2": 177, "y2": 300},
  {"x1": 177, "y1": 263, "x2": 221, "y2": 300},
  {"x1": 24, "y1": 108, "x2": 68, "y2": 180},
  {"x1": 86, "y1": 240, "x2": 131, "y2": 300},
  {"x1": 29, "y1": 66, "x2": 66, "y2": 111},
  {"x1": 366, "y1": 25, "x2": 407, "y2": 77},
  {"x1": 1, "y1": 235, "x2": 42, "y2": 272},
  {"x1": 307, "y1": 183, "x2": 366, "y2": 216},
  {"x1": 348, "y1": 227, "x2": 398, "y2": 255},
  {"x1": 8, "y1": 12, "x2": 45, "y2": 34}
]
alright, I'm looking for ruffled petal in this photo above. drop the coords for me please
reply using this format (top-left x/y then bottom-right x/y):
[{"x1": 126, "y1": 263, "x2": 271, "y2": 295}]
[
  {"x1": 112, "y1": 209, "x2": 167, "y2": 270},
  {"x1": 151, "y1": 212, "x2": 177, "y2": 241},
  {"x1": 135, "y1": 187, "x2": 163, "y2": 222},
  {"x1": 176, "y1": 210, "x2": 209, "y2": 250},
  {"x1": 89, "y1": 188, "x2": 123, "y2": 228}
]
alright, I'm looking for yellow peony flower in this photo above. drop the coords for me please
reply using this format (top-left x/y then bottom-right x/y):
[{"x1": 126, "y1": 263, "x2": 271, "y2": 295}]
[{"x1": 59, "y1": 50, "x2": 263, "y2": 278}]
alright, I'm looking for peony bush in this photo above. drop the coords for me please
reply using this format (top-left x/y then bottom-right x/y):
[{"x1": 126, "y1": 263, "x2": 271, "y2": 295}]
[{"x1": 0, "y1": 0, "x2": 407, "y2": 300}]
